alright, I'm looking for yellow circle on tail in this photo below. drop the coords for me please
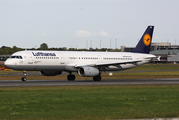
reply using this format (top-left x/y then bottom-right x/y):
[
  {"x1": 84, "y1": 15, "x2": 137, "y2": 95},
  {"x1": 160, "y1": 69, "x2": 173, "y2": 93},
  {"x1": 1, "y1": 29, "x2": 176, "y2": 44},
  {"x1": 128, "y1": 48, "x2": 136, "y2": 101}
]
[{"x1": 143, "y1": 34, "x2": 151, "y2": 46}]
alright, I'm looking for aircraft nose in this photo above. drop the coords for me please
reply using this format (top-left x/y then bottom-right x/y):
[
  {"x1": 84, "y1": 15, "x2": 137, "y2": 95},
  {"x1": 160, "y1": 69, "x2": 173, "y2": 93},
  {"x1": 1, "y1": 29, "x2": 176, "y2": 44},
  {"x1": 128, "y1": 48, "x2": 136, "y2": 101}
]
[{"x1": 4, "y1": 59, "x2": 13, "y2": 68}]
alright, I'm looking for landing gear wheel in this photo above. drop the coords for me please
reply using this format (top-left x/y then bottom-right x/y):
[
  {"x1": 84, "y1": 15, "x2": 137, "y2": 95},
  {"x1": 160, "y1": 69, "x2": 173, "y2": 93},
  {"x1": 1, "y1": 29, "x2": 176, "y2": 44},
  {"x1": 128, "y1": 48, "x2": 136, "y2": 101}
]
[
  {"x1": 67, "y1": 74, "x2": 76, "y2": 81},
  {"x1": 21, "y1": 70, "x2": 27, "y2": 81},
  {"x1": 93, "y1": 75, "x2": 101, "y2": 81},
  {"x1": 21, "y1": 77, "x2": 27, "y2": 81}
]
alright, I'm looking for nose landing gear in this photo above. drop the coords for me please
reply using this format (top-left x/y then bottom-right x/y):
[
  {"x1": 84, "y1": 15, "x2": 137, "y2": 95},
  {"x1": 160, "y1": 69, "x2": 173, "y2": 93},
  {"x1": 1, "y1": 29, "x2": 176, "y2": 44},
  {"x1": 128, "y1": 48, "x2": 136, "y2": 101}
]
[{"x1": 21, "y1": 70, "x2": 27, "y2": 81}]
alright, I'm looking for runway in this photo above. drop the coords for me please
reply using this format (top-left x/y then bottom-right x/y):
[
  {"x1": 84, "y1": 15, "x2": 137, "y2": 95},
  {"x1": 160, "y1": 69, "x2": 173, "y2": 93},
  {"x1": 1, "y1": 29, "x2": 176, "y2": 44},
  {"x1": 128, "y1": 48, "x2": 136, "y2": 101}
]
[{"x1": 1, "y1": 78, "x2": 179, "y2": 87}]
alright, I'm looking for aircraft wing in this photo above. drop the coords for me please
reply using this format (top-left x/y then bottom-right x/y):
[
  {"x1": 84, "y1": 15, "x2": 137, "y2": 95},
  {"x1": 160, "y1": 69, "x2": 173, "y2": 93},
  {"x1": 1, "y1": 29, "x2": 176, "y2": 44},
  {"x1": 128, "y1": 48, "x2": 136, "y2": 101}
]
[{"x1": 75, "y1": 59, "x2": 150, "y2": 68}]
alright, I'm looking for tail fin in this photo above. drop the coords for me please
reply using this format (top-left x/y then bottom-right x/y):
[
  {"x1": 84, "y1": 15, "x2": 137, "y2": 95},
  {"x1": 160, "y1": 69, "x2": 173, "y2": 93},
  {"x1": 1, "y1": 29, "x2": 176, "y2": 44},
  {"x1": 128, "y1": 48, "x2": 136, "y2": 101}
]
[{"x1": 132, "y1": 26, "x2": 154, "y2": 54}]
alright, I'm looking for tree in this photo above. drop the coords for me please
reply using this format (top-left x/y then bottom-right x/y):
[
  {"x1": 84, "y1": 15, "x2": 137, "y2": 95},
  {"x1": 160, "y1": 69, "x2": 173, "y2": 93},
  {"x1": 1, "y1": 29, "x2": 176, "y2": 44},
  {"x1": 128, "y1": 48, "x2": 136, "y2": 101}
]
[
  {"x1": 68, "y1": 48, "x2": 76, "y2": 51},
  {"x1": 40, "y1": 43, "x2": 48, "y2": 50},
  {"x1": 12, "y1": 46, "x2": 21, "y2": 52}
]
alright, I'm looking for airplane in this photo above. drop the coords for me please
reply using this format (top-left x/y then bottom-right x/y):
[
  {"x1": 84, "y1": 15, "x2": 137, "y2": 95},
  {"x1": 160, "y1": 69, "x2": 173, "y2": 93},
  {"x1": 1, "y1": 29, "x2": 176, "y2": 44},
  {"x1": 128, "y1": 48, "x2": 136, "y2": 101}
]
[{"x1": 4, "y1": 26, "x2": 156, "y2": 81}]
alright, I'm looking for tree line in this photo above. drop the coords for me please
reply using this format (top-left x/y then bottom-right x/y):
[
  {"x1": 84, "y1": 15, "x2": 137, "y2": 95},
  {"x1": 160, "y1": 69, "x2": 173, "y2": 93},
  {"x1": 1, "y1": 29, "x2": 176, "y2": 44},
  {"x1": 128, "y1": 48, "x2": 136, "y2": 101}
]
[{"x1": 0, "y1": 43, "x2": 121, "y2": 55}]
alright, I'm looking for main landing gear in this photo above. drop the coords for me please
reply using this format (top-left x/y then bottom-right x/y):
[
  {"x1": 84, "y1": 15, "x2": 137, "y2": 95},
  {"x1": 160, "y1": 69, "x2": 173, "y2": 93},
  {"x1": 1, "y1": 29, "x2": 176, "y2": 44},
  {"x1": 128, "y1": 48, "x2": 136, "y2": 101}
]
[
  {"x1": 67, "y1": 73, "x2": 76, "y2": 81},
  {"x1": 21, "y1": 70, "x2": 27, "y2": 81},
  {"x1": 67, "y1": 72, "x2": 102, "y2": 81},
  {"x1": 93, "y1": 74, "x2": 102, "y2": 81}
]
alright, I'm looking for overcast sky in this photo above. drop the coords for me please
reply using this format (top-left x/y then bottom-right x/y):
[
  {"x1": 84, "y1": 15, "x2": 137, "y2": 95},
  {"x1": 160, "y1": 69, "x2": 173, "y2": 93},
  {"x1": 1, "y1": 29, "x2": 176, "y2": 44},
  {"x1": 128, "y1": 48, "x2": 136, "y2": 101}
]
[{"x1": 0, "y1": 0, "x2": 179, "y2": 49}]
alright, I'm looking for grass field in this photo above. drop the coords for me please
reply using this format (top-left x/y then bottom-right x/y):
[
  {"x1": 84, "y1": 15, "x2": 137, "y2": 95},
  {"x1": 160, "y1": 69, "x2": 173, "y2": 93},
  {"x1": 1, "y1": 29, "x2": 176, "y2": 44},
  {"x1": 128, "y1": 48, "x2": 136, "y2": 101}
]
[{"x1": 0, "y1": 85, "x2": 179, "y2": 120}]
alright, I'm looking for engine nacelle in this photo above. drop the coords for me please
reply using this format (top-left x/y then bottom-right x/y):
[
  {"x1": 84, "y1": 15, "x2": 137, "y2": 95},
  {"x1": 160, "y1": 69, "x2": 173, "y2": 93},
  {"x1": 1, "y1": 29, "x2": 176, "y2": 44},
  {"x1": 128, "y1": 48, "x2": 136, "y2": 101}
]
[
  {"x1": 78, "y1": 67, "x2": 99, "y2": 77},
  {"x1": 40, "y1": 71, "x2": 62, "y2": 76}
]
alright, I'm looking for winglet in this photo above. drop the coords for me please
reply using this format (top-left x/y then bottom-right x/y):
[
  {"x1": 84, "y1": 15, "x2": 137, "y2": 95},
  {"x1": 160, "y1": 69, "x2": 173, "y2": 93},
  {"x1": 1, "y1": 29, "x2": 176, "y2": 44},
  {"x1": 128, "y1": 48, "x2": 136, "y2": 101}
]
[{"x1": 132, "y1": 26, "x2": 154, "y2": 54}]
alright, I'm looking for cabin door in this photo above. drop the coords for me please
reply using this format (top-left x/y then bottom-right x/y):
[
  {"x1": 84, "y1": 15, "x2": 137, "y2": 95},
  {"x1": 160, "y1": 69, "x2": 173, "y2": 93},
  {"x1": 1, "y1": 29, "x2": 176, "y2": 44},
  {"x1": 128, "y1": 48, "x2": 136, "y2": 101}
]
[
  {"x1": 59, "y1": 53, "x2": 65, "y2": 64},
  {"x1": 98, "y1": 55, "x2": 102, "y2": 63},
  {"x1": 135, "y1": 55, "x2": 139, "y2": 60},
  {"x1": 27, "y1": 52, "x2": 33, "y2": 64}
]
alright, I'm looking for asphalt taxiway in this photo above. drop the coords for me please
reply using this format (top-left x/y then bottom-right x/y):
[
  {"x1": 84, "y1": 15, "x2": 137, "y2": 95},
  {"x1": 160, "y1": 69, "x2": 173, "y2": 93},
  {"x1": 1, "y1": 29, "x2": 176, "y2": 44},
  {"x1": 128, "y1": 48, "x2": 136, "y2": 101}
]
[{"x1": 0, "y1": 78, "x2": 179, "y2": 87}]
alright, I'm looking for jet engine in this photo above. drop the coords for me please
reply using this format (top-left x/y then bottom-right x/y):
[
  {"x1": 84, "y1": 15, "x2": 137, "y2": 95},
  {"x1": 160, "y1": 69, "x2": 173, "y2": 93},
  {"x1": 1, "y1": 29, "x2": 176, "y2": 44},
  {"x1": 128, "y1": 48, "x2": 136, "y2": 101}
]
[
  {"x1": 78, "y1": 67, "x2": 99, "y2": 77},
  {"x1": 40, "y1": 71, "x2": 62, "y2": 76}
]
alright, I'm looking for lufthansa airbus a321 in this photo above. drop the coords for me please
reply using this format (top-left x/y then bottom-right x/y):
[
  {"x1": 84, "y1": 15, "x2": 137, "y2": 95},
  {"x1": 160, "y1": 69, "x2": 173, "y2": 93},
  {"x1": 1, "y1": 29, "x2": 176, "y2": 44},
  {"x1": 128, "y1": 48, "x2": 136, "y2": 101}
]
[{"x1": 5, "y1": 26, "x2": 156, "y2": 81}]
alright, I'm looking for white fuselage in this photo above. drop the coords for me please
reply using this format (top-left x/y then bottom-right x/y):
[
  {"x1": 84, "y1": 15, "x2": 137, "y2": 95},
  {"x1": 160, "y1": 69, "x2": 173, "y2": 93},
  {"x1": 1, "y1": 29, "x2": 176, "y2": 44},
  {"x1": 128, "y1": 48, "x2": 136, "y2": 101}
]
[{"x1": 5, "y1": 50, "x2": 155, "y2": 72}]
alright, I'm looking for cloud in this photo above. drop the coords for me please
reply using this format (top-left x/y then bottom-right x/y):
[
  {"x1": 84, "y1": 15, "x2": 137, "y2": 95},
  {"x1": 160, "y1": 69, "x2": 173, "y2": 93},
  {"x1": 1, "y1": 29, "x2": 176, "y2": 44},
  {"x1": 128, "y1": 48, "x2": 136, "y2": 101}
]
[
  {"x1": 99, "y1": 31, "x2": 110, "y2": 37},
  {"x1": 74, "y1": 30, "x2": 110, "y2": 38},
  {"x1": 74, "y1": 30, "x2": 92, "y2": 38}
]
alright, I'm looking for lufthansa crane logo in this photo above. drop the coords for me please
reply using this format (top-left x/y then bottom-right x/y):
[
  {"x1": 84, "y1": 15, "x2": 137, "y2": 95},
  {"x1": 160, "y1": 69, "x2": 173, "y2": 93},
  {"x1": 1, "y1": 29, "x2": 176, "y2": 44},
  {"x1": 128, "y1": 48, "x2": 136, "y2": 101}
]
[{"x1": 143, "y1": 34, "x2": 151, "y2": 46}]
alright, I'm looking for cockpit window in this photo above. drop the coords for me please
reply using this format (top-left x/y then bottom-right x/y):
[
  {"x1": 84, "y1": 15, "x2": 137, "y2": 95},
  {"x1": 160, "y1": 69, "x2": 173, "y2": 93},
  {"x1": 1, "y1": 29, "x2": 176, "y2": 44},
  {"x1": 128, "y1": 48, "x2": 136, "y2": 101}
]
[
  {"x1": 10, "y1": 56, "x2": 23, "y2": 59},
  {"x1": 10, "y1": 56, "x2": 16, "y2": 58}
]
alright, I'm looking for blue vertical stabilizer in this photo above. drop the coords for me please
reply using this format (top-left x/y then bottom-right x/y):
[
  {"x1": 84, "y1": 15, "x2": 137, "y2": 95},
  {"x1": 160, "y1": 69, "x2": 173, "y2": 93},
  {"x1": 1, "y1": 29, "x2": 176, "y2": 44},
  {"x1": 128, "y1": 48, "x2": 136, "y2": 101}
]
[{"x1": 132, "y1": 26, "x2": 154, "y2": 54}]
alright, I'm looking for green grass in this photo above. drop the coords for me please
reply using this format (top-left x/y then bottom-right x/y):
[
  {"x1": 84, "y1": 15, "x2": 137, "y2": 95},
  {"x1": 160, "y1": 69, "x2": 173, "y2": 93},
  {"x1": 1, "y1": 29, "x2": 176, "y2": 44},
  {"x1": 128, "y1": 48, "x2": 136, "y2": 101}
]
[{"x1": 0, "y1": 85, "x2": 179, "y2": 120}]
